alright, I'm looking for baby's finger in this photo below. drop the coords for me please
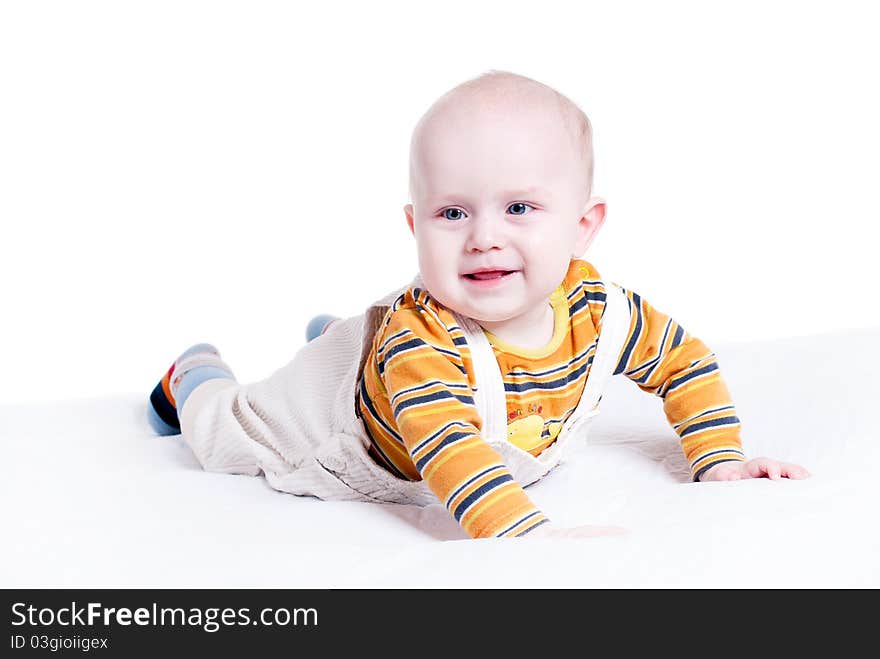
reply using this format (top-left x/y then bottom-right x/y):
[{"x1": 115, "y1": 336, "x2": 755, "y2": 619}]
[
  {"x1": 782, "y1": 463, "x2": 810, "y2": 479},
  {"x1": 746, "y1": 457, "x2": 781, "y2": 479},
  {"x1": 745, "y1": 459, "x2": 770, "y2": 479}
]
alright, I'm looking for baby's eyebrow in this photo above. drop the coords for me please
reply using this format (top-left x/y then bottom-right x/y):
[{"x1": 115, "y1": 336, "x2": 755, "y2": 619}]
[
  {"x1": 431, "y1": 187, "x2": 551, "y2": 204},
  {"x1": 498, "y1": 186, "x2": 551, "y2": 198}
]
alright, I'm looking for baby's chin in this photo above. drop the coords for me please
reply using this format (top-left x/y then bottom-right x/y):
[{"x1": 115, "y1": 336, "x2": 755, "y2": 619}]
[
  {"x1": 445, "y1": 299, "x2": 525, "y2": 323},
  {"x1": 421, "y1": 277, "x2": 529, "y2": 320},
  {"x1": 423, "y1": 291, "x2": 500, "y2": 320}
]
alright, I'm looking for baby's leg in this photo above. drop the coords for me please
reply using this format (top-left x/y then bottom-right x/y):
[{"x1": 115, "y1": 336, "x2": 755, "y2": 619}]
[
  {"x1": 148, "y1": 312, "x2": 338, "y2": 436},
  {"x1": 147, "y1": 343, "x2": 236, "y2": 436},
  {"x1": 148, "y1": 315, "x2": 366, "y2": 492}
]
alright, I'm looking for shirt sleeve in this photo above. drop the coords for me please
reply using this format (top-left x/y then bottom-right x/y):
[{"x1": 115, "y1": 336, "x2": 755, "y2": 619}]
[
  {"x1": 610, "y1": 285, "x2": 747, "y2": 481},
  {"x1": 378, "y1": 305, "x2": 550, "y2": 539}
]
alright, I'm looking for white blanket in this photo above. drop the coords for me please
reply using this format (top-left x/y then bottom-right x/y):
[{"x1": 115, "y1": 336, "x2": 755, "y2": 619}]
[{"x1": 3, "y1": 328, "x2": 878, "y2": 588}]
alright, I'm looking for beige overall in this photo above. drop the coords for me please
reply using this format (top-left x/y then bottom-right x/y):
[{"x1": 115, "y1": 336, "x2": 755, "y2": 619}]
[{"x1": 179, "y1": 277, "x2": 631, "y2": 507}]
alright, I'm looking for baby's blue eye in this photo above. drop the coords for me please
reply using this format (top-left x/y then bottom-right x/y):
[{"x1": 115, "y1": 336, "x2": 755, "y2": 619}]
[
  {"x1": 508, "y1": 202, "x2": 533, "y2": 215},
  {"x1": 441, "y1": 203, "x2": 534, "y2": 221}
]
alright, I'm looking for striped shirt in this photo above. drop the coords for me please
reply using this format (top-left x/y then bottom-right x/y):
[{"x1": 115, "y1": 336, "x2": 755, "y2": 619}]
[{"x1": 356, "y1": 258, "x2": 745, "y2": 539}]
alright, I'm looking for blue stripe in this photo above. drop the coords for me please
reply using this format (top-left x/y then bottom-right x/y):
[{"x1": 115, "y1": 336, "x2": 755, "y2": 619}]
[
  {"x1": 625, "y1": 319, "x2": 674, "y2": 381},
  {"x1": 679, "y1": 415, "x2": 741, "y2": 438},
  {"x1": 667, "y1": 362, "x2": 719, "y2": 392},
  {"x1": 671, "y1": 325, "x2": 684, "y2": 349},
  {"x1": 515, "y1": 517, "x2": 550, "y2": 537},
  {"x1": 674, "y1": 404, "x2": 735, "y2": 430},
  {"x1": 497, "y1": 510, "x2": 542, "y2": 537},
  {"x1": 380, "y1": 336, "x2": 466, "y2": 377},
  {"x1": 504, "y1": 358, "x2": 590, "y2": 393},
  {"x1": 447, "y1": 465, "x2": 506, "y2": 506},
  {"x1": 569, "y1": 295, "x2": 588, "y2": 315},
  {"x1": 614, "y1": 291, "x2": 640, "y2": 375},
  {"x1": 435, "y1": 346, "x2": 465, "y2": 362},
  {"x1": 390, "y1": 380, "x2": 470, "y2": 407},
  {"x1": 358, "y1": 417, "x2": 410, "y2": 480},
  {"x1": 571, "y1": 288, "x2": 608, "y2": 315},
  {"x1": 415, "y1": 430, "x2": 474, "y2": 472},
  {"x1": 412, "y1": 421, "x2": 471, "y2": 455},
  {"x1": 378, "y1": 328, "x2": 410, "y2": 355},
  {"x1": 384, "y1": 337, "x2": 426, "y2": 363},
  {"x1": 358, "y1": 378, "x2": 407, "y2": 451},
  {"x1": 358, "y1": 378, "x2": 410, "y2": 481},
  {"x1": 393, "y1": 389, "x2": 475, "y2": 418},
  {"x1": 691, "y1": 447, "x2": 746, "y2": 468},
  {"x1": 452, "y1": 474, "x2": 515, "y2": 521},
  {"x1": 507, "y1": 344, "x2": 595, "y2": 380},
  {"x1": 583, "y1": 289, "x2": 608, "y2": 303}
]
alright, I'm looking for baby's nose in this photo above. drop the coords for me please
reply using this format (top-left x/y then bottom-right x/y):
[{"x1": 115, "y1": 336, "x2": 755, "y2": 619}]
[{"x1": 465, "y1": 216, "x2": 506, "y2": 252}]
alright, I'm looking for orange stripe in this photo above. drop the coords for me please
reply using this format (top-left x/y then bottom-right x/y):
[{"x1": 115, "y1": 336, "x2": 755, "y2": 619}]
[{"x1": 160, "y1": 370, "x2": 176, "y2": 407}]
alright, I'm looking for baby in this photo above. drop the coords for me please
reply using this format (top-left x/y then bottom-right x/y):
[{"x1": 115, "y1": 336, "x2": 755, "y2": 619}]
[{"x1": 148, "y1": 70, "x2": 809, "y2": 540}]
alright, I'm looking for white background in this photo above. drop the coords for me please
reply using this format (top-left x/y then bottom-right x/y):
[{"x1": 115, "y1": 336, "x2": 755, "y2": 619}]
[{"x1": 1, "y1": 0, "x2": 877, "y2": 405}]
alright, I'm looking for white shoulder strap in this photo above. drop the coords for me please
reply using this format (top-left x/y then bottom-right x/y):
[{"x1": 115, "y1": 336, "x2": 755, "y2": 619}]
[
  {"x1": 451, "y1": 311, "x2": 509, "y2": 444},
  {"x1": 559, "y1": 280, "x2": 631, "y2": 434}
]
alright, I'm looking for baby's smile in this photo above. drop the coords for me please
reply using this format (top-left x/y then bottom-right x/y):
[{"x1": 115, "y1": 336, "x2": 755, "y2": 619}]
[{"x1": 462, "y1": 267, "x2": 520, "y2": 288}]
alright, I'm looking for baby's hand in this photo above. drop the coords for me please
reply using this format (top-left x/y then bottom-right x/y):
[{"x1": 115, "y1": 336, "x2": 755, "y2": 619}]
[
  {"x1": 699, "y1": 457, "x2": 810, "y2": 482},
  {"x1": 525, "y1": 524, "x2": 627, "y2": 539}
]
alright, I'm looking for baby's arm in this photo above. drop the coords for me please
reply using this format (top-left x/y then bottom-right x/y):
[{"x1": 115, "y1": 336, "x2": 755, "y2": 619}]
[
  {"x1": 379, "y1": 316, "x2": 548, "y2": 538},
  {"x1": 609, "y1": 284, "x2": 808, "y2": 481}
]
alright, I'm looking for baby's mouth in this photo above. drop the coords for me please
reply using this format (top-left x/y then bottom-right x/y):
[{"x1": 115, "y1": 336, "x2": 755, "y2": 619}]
[{"x1": 463, "y1": 270, "x2": 517, "y2": 281}]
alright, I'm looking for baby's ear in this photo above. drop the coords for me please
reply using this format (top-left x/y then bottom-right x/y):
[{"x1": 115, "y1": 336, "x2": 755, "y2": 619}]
[
  {"x1": 573, "y1": 197, "x2": 607, "y2": 256},
  {"x1": 404, "y1": 204, "x2": 416, "y2": 236}
]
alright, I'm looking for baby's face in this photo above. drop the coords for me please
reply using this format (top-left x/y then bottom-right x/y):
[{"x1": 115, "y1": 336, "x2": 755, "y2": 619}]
[{"x1": 405, "y1": 103, "x2": 603, "y2": 326}]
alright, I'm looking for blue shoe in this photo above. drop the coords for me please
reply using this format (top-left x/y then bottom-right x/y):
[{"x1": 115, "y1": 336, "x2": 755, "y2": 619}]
[
  {"x1": 147, "y1": 400, "x2": 179, "y2": 436},
  {"x1": 147, "y1": 343, "x2": 222, "y2": 436},
  {"x1": 306, "y1": 314, "x2": 340, "y2": 342}
]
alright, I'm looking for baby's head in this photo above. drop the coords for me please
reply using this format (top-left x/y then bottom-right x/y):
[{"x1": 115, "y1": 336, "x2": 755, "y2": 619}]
[{"x1": 404, "y1": 70, "x2": 606, "y2": 327}]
